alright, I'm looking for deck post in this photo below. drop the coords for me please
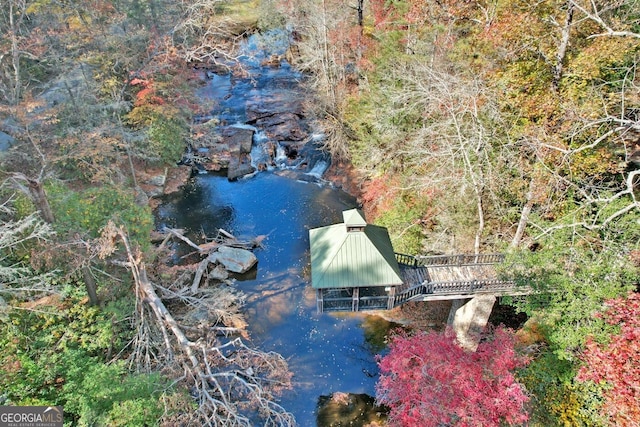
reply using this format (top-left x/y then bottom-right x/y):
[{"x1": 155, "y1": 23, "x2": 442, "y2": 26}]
[
  {"x1": 353, "y1": 287, "x2": 359, "y2": 312},
  {"x1": 447, "y1": 299, "x2": 468, "y2": 325},
  {"x1": 450, "y1": 295, "x2": 496, "y2": 351},
  {"x1": 387, "y1": 286, "x2": 396, "y2": 310},
  {"x1": 317, "y1": 289, "x2": 324, "y2": 313}
]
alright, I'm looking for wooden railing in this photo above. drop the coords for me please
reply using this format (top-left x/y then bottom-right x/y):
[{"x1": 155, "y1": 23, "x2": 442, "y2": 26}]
[
  {"x1": 319, "y1": 279, "x2": 524, "y2": 312},
  {"x1": 395, "y1": 253, "x2": 505, "y2": 267},
  {"x1": 318, "y1": 252, "x2": 522, "y2": 312},
  {"x1": 321, "y1": 297, "x2": 354, "y2": 312},
  {"x1": 393, "y1": 279, "x2": 517, "y2": 306},
  {"x1": 395, "y1": 252, "x2": 421, "y2": 267},
  {"x1": 359, "y1": 296, "x2": 391, "y2": 310},
  {"x1": 430, "y1": 279, "x2": 514, "y2": 294},
  {"x1": 320, "y1": 295, "x2": 395, "y2": 311},
  {"x1": 393, "y1": 283, "x2": 426, "y2": 306}
]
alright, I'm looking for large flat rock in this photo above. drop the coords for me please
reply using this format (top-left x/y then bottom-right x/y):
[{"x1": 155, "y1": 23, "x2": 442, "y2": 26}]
[
  {"x1": 222, "y1": 126, "x2": 254, "y2": 154},
  {"x1": 220, "y1": 126, "x2": 255, "y2": 180},
  {"x1": 210, "y1": 246, "x2": 258, "y2": 273}
]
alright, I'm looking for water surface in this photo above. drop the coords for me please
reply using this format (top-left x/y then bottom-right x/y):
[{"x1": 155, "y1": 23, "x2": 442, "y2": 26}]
[{"x1": 156, "y1": 172, "x2": 389, "y2": 425}]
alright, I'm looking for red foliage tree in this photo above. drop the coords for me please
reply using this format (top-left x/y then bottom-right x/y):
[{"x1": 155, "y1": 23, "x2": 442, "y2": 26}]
[
  {"x1": 576, "y1": 291, "x2": 640, "y2": 426},
  {"x1": 376, "y1": 327, "x2": 530, "y2": 427},
  {"x1": 369, "y1": 0, "x2": 402, "y2": 29}
]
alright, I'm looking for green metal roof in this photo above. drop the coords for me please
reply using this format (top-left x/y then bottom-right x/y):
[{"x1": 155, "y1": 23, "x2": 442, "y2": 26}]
[
  {"x1": 309, "y1": 209, "x2": 403, "y2": 289},
  {"x1": 343, "y1": 209, "x2": 367, "y2": 227}
]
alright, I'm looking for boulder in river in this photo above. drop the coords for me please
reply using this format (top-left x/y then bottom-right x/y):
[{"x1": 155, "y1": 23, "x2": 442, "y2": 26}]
[
  {"x1": 222, "y1": 126, "x2": 256, "y2": 180},
  {"x1": 246, "y1": 97, "x2": 308, "y2": 142},
  {"x1": 223, "y1": 126, "x2": 254, "y2": 154},
  {"x1": 250, "y1": 112, "x2": 307, "y2": 142},
  {"x1": 211, "y1": 246, "x2": 258, "y2": 274}
]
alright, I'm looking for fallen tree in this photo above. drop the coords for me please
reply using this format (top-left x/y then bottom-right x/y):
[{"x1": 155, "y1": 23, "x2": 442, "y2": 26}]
[
  {"x1": 99, "y1": 221, "x2": 295, "y2": 426},
  {"x1": 157, "y1": 227, "x2": 265, "y2": 293},
  {"x1": 160, "y1": 227, "x2": 265, "y2": 252}
]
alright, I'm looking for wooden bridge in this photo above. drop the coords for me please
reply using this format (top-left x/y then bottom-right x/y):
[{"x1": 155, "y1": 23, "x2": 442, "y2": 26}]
[
  {"x1": 309, "y1": 209, "x2": 530, "y2": 313},
  {"x1": 316, "y1": 253, "x2": 529, "y2": 313}
]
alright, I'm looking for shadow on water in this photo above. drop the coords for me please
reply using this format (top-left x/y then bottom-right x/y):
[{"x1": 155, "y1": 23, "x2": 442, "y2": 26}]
[
  {"x1": 156, "y1": 173, "x2": 396, "y2": 425},
  {"x1": 361, "y1": 316, "x2": 402, "y2": 354}
]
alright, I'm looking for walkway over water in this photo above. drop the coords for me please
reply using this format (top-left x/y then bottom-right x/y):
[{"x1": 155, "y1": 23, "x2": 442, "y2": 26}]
[
  {"x1": 317, "y1": 253, "x2": 529, "y2": 313},
  {"x1": 395, "y1": 253, "x2": 526, "y2": 300}
]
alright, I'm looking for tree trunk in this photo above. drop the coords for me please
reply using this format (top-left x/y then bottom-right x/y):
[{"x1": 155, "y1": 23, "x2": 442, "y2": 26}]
[
  {"x1": 552, "y1": 2, "x2": 574, "y2": 90},
  {"x1": 474, "y1": 191, "x2": 485, "y2": 255},
  {"x1": 511, "y1": 179, "x2": 536, "y2": 248},
  {"x1": 27, "y1": 178, "x2": 55, "y2": 224},
  {"x1": 8, "y1": 0, "x2": 22, "y2": 104},
  {"x1": 321, "y1": 0, "x2": 336, "y2": 107},
  {"x1": 81, "y1": 265, "x2": 99, "y2": 306},
  {"x1": 356, "y1": 0, "x2": 364, "y2": 27}
]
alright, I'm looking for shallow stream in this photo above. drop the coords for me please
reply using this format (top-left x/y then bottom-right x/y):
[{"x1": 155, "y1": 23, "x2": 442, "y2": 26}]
[{"x1": 155, "y1": 31, "x2": 392, "y2": 426}]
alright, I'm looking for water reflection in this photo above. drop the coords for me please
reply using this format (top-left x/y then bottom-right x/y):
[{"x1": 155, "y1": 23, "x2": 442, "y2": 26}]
[
  {"x1": 156, "y1": 175, "x2": 235, "y2": 239},
  {"x1": 360, "y1": 315, "x2": 401, "y2": 354},
  {"x1": 316, "y1": 393, "x2": 387, "y2": 427}
]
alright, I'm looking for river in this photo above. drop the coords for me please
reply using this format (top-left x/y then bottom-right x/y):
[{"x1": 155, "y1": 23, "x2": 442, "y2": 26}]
[{"x1": 155, "y1": 31, "x2": 391, "y2": 426}]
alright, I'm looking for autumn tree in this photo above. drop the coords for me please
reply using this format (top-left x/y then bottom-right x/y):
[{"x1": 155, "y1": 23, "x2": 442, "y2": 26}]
[
  {"x1": 280, "y1": 0, "x2": 374, "y2": 160},
  {"x1": 376, "y1": 327, "x2": 530, "y2": 427},
  {"x1": 497, "y1": 0, "x2": 640, "y2": 363},
  {"x1": 477, "y1": 0, "x2": 640, "y2": 245},
  {"x1": 377, "y1": 60, "x2": 518, "y2": 253},
  {"x1": 576, "y1": 291, "x2": 640, "y2": 426}
]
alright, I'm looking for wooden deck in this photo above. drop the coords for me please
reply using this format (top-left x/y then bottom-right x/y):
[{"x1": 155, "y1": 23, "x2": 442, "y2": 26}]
[{"x1": 317, "y1": 253, "x2": 531, "y2": 312}]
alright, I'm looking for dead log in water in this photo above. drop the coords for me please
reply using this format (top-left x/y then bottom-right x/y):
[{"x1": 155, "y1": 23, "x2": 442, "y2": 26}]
[
  {"x1": 160, "y1": 227, "x2": 263, "y2": 293},
  {"x1": 162, "y1": 227, "x2": 266, "y2": 253},
  {"x1": 99, "y1": 222, "x2": 295, "y2": 426}
]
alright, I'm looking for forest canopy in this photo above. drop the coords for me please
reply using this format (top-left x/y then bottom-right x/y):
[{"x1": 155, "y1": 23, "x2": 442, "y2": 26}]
[
  {"x1": 280, "y1": 0, "x2": 640, "y2": 425},
  {"x1": 1, "y1": 0, "x2": 639, "y2": 425}
]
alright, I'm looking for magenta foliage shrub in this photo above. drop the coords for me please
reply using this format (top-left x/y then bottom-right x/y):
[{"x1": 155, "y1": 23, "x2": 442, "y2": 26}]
[{"x1": 376, "y1": 327, "x2": 530, "y2": 427}]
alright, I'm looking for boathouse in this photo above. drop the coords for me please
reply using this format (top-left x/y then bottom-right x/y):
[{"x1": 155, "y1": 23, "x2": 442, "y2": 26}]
[
  {"x1": 309, "y1": 209, "x2": 403, "y2": 312},
  {"x1": 310, "y1": 209, "x2": 529, "y2": 313}
]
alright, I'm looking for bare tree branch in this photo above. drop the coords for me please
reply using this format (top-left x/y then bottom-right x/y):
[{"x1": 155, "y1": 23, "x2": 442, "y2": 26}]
[
  {"x1": 99, "y1": 222, "x2": 295, "y2": 426},
  {"x1": 0, "y1": 197, "x2": 57, "y2": 297},
  {"x1": 569, "y1": 0, "x2": 640, "y2": 39},
  {"x1": 171, "y1": 0, "x2": 248, "y2": 68}
]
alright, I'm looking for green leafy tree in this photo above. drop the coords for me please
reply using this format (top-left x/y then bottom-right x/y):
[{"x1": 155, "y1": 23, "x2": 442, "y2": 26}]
[
  {"x1": 505, "y1": 242, "x2": 637, "y2": 360},
  {"x1": 126, "y1": 74, "x2": 191, "y2": 165},
  {"x1": 518, "y1": 349, "x2": 604, "y2": 426},
  {"x1": 48, "y1": 184, "x2": 153, "y2": 246},
  {"x1": 0, "y1": 293, "x2": 168, "y2": 424}
]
